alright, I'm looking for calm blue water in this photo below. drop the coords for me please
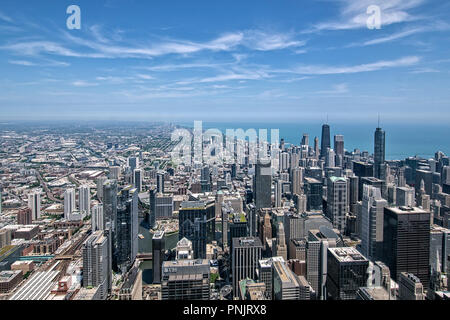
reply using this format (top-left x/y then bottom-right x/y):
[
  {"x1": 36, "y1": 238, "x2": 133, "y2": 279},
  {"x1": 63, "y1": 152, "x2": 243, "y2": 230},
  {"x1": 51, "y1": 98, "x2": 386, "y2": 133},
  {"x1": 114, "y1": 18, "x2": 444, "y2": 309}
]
[{"x1": 178, "y1": 121, "x2": 450, "y2": 161}]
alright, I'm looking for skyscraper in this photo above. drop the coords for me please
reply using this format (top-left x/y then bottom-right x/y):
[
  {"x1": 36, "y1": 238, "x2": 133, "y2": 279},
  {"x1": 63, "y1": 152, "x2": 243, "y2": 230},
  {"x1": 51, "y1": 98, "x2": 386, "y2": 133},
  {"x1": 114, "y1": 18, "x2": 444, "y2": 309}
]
[
  {"x1": 116, "y1": 185, "x2": 139, "y2": 273},
  {"x1": 232, "y1": 237, "x2": 263, "y2": 298},
  {"x1": 152, "y1": 231, "x2": 165, "y2": 284},
  {"x1": 178, "y1": 201, "x2": 215, "y2": 259},
  {"x1": 149, "y1": 187, "x2": 156, "y2": 229},
  {"x1": 253, "y1": 160, "x2": 272, "y2": 209},
  {"x1": 78, "y1": 185, "x2": 91, "y2": 217},
  {"x1": 360, "y1": 185, "x2": 388, "y2": 260},
  {"x1": 102, "y1": 180, "x2": 118, "y2": 273},
  {"x1": 314, "y1": 137, "x2": 319, "y2": 159},
  {"x1": 326, "y1": 247, "x2": 369, "y2": 300},
  {"x1": 274, "y1": 179, "x2": 282, "y2": 208},
  {"x1": 102, "y1": 180, "x2": 118, "y2": 230},
  {"x1": 320, "y1": 124, "x2": 330, "y2": 159},
  {"x1": 200, "y1": 165, "x2": 211, "y2": 193},
  {"x1": 374, "y1": 127, "x2": 385, "y2": 179},
  {"x1": 133, "y1": 169, "x2": 142, "y2": 192},
  {"x1": 96, "y1": 176, "x2": 107, "y2": 201},
  {"x1": 334, "y1": 135, "x2": 344, "y2": 158},
  {"x1": 92, "y1": 204, "x2": 104, "y2": 232},
  {"x1": 326, "y1": 177, "x2": 348, "y2": 234},
  {"x1": 272, "y1": 257, "x2": 303, "y2": 300},
  {"x1": 276, "y1": 222, "x2": 287, "y2": 260},
  {"x1": 306, "y1": 228, "x2": 342, "y2": 299},
  {"x1": 301, "y1": 134, "x2": 309, "y2": 146},
  {"x1": 64, "y1": 188, "x2": 76, "y2": 220},
  {"x1": 304, "y1": 177, "x2": 323, "y2": 211},
  {"x1": 27, "y1": 192, "x2": 41, "y2": 221},
  {"x1": 82, "y1": 230, "x2": 111, "y2": 300},
  {"x1": 156, "y1": 171, "x2": 165, "y2": 193},
  {"x1": 161, "y1": 259, "x2": 210, "y2": 300},
  {"x1": 127, "y1": 157, "x2": 139, "y2": 173},
  {"x1": 382, "y1": 206, "x2": 430, "y2": 288}
]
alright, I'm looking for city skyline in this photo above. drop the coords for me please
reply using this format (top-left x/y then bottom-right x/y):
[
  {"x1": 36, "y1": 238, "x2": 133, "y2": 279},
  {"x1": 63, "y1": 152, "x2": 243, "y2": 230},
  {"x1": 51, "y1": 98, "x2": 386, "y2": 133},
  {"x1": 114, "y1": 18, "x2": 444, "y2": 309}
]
[
  {"x1": 0, "y1": 0, "x2": 450, "y2": 122},
  {"x1": 0, "y1": 0, "x2": 449, "y2": 306}
]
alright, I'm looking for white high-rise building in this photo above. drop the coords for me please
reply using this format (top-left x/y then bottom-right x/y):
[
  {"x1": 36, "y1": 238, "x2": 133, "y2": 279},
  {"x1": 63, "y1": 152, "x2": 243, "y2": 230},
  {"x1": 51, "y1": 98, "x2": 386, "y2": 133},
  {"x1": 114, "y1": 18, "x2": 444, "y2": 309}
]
[
  {"x1": 79, "y1": 185, "x2": 91, "y2": 217},
  {"x1": 360, "y1": 185, "x2": 388, "y2": 260},
  {"x1": 64, "y1": 188, "x2": 76, "y2": 219},
  {"x1": 92, "y1": 204, "x2": 104, "y2": 231},
  {"x1": 28, "y1": 192, "x2": 41, "y2": 221},
  {"x1": 279, "y1": 152, "x2": 290, "y2": 172},
  {"x1": 326, "y1": 176, "x2": 348, "y2": 234}
]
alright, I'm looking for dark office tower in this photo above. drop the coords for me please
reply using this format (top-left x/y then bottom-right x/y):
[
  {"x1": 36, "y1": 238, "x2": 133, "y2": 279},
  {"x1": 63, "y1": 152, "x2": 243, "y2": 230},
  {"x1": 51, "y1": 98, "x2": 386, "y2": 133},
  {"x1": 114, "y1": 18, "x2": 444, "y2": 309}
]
[
  {"x1": 326, "y1": 247, "x2": 369, "y2": 300},
  {"x1": 382, "y1": 207, "x2": 430, "y2": 289},
  {"x1": 82, "y1": 230, "x2": 110, "y2": 300},
  {"x1": 253, "y1": 160, "x2": 272, "y2": 210},
  {"x1": 232, "y1": 237, "x2": 263, "y2": 298},
  {"x1": 280, "y1": 138, "x2": 285, "y2": 151},
  {"x1": 348, "y1": 176, "x2": 359, "y2": 215},
  {"x1": 149, "y1": 187, "x2": 156, "y2": 229},
  {"x1": 327, "y1": 177, "x2": 348, "y2": 234},
  {"x1": 128, "y1": 157, "x2": 139, "y2": 173},
  {"x1": 374, "y1": 127, "x2": 385, "y2": 179},
  {"x1": 178, "y1": 201, "x2": 215, "y2": 259},
  {"x1": 334, "y1": 135, "x2": 344, "y2": 158},
  {"x1": 304, "y1": 177, "x2": 323, "y2": 211},
  {"x1": 103, "y1": 180, "x2": 118, "y2": 228},
  {"x1": 301, "y1": 134, "x2": 309, "y2": 146},
  {"x1": 200, "y1": 165, "x2": 211, "y2": 192},
  {"x1": 231, "y1": 163, "x2": 238, "y2": 178},
  {"x1": 353, "y1": 161, "x2": 374, "y2": 201},
  {"x1": 152, "y1": 231, "x2": 165, "y2": 284},
  {"x1": 246, "y1": 204, "x2": 257, "y2": 238},
  {"x1": 116, "y1": 186, "x2": 139, "y2": 274},
  {"x1": 314, "y1": 137, "x2": 320, "y2": 159},
  {"x1": 133, "y1": 169, "x2": 142, "y2": 192},
  {"x1": 156, "y1": 171, "x2": 165, "y2": 193},
  {"x1": 161, "y1": 259, "x2": 210, "y2": 300},
  {"x1": 320, "y1": 124, "x2": 331, "y2": 159}
]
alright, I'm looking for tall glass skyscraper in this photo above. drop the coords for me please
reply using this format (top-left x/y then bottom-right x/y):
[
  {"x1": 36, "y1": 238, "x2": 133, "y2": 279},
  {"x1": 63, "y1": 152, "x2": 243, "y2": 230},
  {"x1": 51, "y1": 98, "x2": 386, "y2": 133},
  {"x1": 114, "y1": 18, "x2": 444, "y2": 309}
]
[
  {"x1": 116, "y1": 185, "x2": 139, "y2": 274},
  {"x1": 178, "y1": 200, "x2": 215, "y2": 259},
  {"x1": 320, "y1": 124, "x2": 331, "y2": 159},
  {"x1": 374, "y1": 127, "x2": 385, "y2": 179},
  {"x1": 253, "y1": 160, "x2": 272, "y2": 209}
]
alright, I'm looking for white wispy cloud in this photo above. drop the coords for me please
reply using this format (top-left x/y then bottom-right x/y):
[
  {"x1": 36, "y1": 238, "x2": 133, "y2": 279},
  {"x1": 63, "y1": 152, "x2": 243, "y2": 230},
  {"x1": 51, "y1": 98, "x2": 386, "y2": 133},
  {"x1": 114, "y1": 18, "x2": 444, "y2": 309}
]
[
  {"x1": 348, "y1": 21, "x2": 450, "y2": 47},
  {"x1": 409, "y1": 67, "x2": 439, "y2": 74},
  {"x1": 292, "y1": 56, "x2": 420, "y2": 75},
  {"x1": 2, "y1": 27, "x2": 306, "y2": 61},
  {"x1": 8, "y1": 60, "x2": 36, "y2": 66},
  {"x1": 306, "y1": 0, "x2": 427, "y2": 32},
  {"x1": 242, "y1": 30, "x2": 306, "y2": 51},
  {"x1": 0, "y1": 10, "x2": 13, "y2": 23},
  {"x1": 8, "y1": 59, "x2": 69, "y2": 67},
  {"x1": 72, "y1": 80, "x2": 99, "y2": 87}
]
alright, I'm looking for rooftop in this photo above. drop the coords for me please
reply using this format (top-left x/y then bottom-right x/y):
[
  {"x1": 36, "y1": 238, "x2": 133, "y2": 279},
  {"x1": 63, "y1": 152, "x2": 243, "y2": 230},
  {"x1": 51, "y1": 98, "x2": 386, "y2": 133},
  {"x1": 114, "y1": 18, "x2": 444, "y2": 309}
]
[
  {"x1": 387, "y1": 206, "x2": 429, "y2": 215},
  {"x1": 328, "y1": 247, "x2": 368, "y2": 263}
]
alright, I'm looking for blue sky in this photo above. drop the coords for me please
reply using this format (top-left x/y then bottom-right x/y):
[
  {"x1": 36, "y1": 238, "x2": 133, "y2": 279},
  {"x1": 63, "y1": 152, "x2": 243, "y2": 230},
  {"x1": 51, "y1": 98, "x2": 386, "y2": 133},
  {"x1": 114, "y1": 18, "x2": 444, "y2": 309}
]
[{"x1": 0, "y1": 0, "x2": 449, "y2": 123}]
